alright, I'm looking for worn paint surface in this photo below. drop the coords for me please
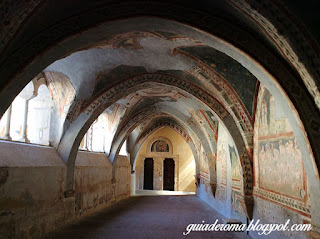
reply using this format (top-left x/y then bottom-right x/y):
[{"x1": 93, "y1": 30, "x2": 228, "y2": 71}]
[{"x1": 0, "y1": 142, "x2": 130, "y2": 239}]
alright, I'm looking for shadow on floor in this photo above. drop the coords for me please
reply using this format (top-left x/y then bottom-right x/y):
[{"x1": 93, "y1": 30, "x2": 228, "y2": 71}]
[{"x1": 44, "y1": 195, "x2": 251, "y2": 239}]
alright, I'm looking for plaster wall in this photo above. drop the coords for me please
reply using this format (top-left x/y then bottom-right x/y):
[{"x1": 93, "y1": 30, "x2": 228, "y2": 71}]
[
  {"x1": 250, "y1": 197, "x2": 309, "y2": 239},
  {"x1": 197, "y1": 124, "x2": 246, "y2": 223},
  {"x1": 250, "y1": 85, "x2": 311, "y2": 239},
  {"x1": 136, "y1": 127, "x2": 195, "y2": 192},
  {"x1": 0, "y1": 141, "x2": 130, "y2": 239}
]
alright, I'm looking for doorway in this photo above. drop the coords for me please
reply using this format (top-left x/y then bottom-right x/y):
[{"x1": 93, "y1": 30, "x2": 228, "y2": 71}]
[
  {"x1": 143, "y1": 158, "x2": 154, "y2": 190},
  {"x1": 163, "y1": 158, "x2": 175, "y2": 191}
]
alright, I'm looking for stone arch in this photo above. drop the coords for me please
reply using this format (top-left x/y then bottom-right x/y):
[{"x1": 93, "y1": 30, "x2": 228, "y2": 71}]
[
  {"x1": 227, "y1": 0, "x2": 320, "y2": 108},
  {"x1": 108, "y1": 102, "x2": 216, "y2": 160},
  {"x1": 134, "y1": 125, "x2": 199, "y2": 192},
  {"x1": 57, "y1": 75, "x2": 253, "y2": 215},
  {"x1": 131, "y1": 122, "x2": 199, "y2": 174},
  {"x1": 110, "y1": 106, "x2": 211, "y2": 170}
]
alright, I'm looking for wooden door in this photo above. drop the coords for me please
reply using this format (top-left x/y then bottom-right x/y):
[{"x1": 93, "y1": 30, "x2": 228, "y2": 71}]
[
  {"x1": 163, "y1": 158, "x2": 175, "y2": 191},
  {"x1": 143, "y1": 158, "x2": 154, "y2": 190}
]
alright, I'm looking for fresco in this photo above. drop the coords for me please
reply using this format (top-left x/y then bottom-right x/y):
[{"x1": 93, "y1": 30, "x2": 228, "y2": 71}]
[
  {"x1": 216, "y1": 185, "x2": 227, "y2": 201},
  {"x1": 151, "y1": 140, "x2": 169, "y2": 152},
  {"x1": 157, "y1": 69, "x2": 207, "y2": 89},
  {"x1": 258, "y1": 89, "x2": 292, "y2": 137},
  {"x1": 200, "y1": 149, "x2": 209, "y2": 183},
  {"x1": 105, "y1": 103, "x2": 127, "y2": 134},
  {"x1": 229, "y1": 145, "x2": 242, "y2": 189},
  {"x1": 258, "y1": 137, "x2": 304, "y2": 198},
  {"x1": 153, "y1": 31, "x2": 183, "y2": 39},
  {"x1": 44, "y1": 72, "x2": 76, "y2": 118},
  {"x1": 217, "y1": 143, "x2": 227, "y2": 185},
  {"x1": 177, "y1": 45, "x2": 258, "y2": 116},
  {"x1": 257, "y1": 88, "x2": 307, "y2": 200},
  {"x1": 188, "y1": 109, "x2": 217, "y2": 143},
  {"x1": 204, "y1": 111, "x2": 218, "y2": 134},
  {"x1": 231, "y1": 190, "x2": 243, "y2": 214},
  {"x1": 216, "y1": 142, "x2": 227, "y2": 201},
  {"x1": 216, "y1": 124, "x2": 228, "y2": 201},
  {"x1": 114, "y1": 37, "x2": 143, "y2": 49},
  {"x1": 199, "y1": 110, "x2": 218, "y2": 141},
  {"x1": 93, "y1": 65, "x2": 147, "y2": 97}
]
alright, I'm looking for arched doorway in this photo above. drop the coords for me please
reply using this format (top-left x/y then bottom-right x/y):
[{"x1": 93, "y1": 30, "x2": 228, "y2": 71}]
[
  {"x1": 163, "y1": 158, "x2": 175, "y2": 191},
  {"x1": 144, "y1": 158, "x2": 154, "y2": 190}
]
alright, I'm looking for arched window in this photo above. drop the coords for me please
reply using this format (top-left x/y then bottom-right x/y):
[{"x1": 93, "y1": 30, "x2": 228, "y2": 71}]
[{"x1": 0, "y1": 81, "x2": 53, "y2": 145}]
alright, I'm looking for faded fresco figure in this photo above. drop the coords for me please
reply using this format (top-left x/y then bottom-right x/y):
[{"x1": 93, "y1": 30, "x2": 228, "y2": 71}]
[
  {"x1": 151, "y1": 140, "x2": 169, "y2": 152},
  {"x1": 257, "y1": 88, "x2": 306, "y2": 199}
]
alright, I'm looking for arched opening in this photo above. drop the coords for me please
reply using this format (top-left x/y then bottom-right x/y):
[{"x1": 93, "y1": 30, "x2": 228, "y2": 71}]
[{"x1": 135, "y1": 129, "x2": 196, "y2": 194}]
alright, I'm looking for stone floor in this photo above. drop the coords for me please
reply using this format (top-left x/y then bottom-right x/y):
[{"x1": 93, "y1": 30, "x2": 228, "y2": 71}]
[{"x1": 44, "y1": 195, "x2": 251, "y2": 239}]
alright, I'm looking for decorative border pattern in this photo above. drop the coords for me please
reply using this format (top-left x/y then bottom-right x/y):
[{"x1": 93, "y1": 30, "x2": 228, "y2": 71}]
[
  {"x1": 239, "y1": 151, "x2": 253, "y2": 196},
  {"x1": 80, "y1": 73, "x2": 229, "y2": 120},
  {"x1": 66, "y1": 100, "x2": 84, "y2": 122},
  {"x1": 176, "y1": 51, "x2": 254, "y2": 134},
  {"x1": 138, "y1": 121, "x2": 193, "y2": 146},
  {"x1": 253, "y1": 187, "x2": 311, "y2": 216},
  {"x1": 228, "y1": 0, "x2": 320, "y2": 109}
]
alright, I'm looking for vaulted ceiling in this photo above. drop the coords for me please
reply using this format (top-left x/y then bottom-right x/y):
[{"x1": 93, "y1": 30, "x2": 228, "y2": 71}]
[{"x1": 0, "y1": 0, "x2": 319, "y2": 185}]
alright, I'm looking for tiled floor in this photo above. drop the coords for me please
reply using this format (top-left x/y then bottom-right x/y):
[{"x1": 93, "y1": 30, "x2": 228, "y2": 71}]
[{"x1": 44, "y1": 194, "x2": 251, "y2": 239}]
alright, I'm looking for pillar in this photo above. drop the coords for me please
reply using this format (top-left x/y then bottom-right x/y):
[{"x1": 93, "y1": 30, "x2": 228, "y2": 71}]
[
  {"x1": 131, "y1": 171, "x2": 136, "y2": 196},
  {"x1": 20, "y1": 99, "x2": 30, "y2": 143},
  {"x1": 18, "y1": 81, "x2": 35, "y2": 143},
  {"x1": 2, "y1": 105, "x2": 12, "y2": 140},
  {"x1": 83, "y1": 132, "x2": 88, "y2": 150},
  {"x1": 86, "y1": 127, "x2": 93, "y2": 151}
]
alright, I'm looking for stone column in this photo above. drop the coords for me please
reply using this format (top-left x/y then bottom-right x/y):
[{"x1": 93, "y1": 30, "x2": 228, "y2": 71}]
[
  {"x1": 2, "y1": 105, "x2": 12, "y2": 140},
  {"x1": 18, "y1": 81, "x2": 36, "y2": 143},
  {"x1": 86, "y1": 127, "x2": 93, "y2": 151},
  {"x1": 20, "y1": 99, "x2": 30, "y2": 143},
  {"x1": 82, "y1": 132, "x2": 88, "y2": 150},
  {"x1": 85, "y1": 132, "x2": 89, "y2": 150},
  {"x1": 131, "y1": 171, "x2": 136, "y2": 196},
  {"x1": 103, "y1": 130, "x2": 106, "y2": 152}
]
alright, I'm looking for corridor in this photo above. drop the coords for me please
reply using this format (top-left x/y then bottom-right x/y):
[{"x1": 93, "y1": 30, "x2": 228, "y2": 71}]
[
  {"x1": 1, "y1": 2, "x2": 319, "y2": 239},
  {"x1": 45, "y1": 195, "x2": 250, "y2": 239}
]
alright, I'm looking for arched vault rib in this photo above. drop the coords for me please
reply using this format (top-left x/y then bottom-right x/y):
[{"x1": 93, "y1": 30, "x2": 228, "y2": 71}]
[
  {"x1": 57, "y1": 77, "x2": 225, "y2": 190},
  {"x1": 108, "y1": 106, "x2": 212, "y2": 171},
  {"x1": 132, "y1": 116, "x2": 200, "y2": 169},
  {"x1": 173, "y1": 46, "x2": 254, "y2": 133},
  {"x1": 108, "y1": 106, "x2": 220, "y2": 197}
]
